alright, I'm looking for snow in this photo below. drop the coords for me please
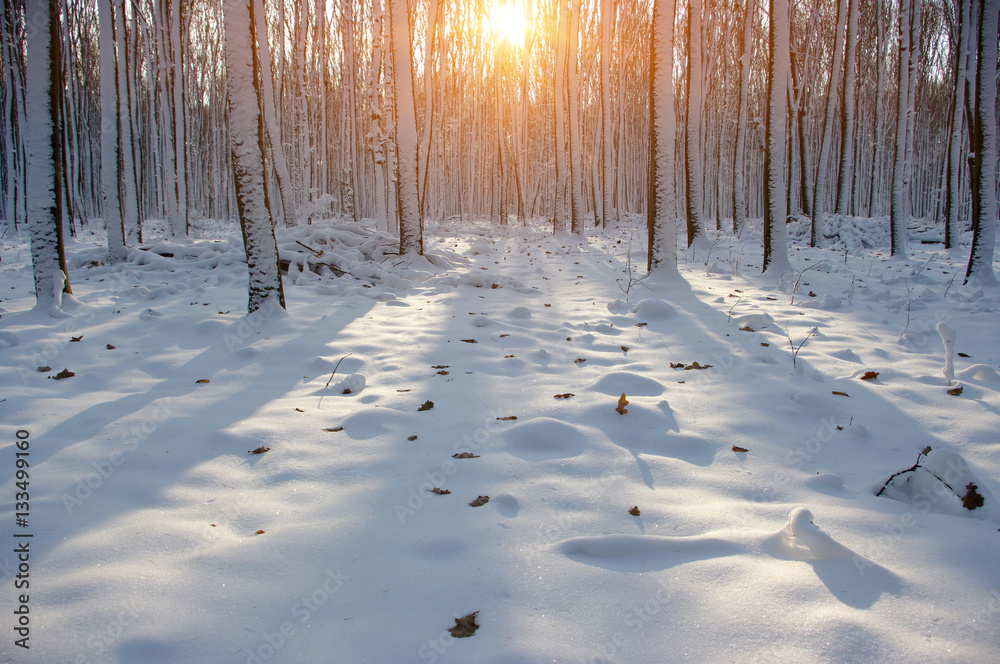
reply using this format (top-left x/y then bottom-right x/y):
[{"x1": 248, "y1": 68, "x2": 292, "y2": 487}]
[{"x1": 1, "y1": 214, "x2": 999, "y2": 663}]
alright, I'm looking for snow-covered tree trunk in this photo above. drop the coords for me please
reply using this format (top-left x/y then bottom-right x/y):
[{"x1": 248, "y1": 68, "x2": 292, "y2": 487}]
[
  {"x1": 647, "y1": 0, "x2": 680, "y2": 278},
  {"x1": 684, "y1": 0, "x2": 705, "y2": 248},
  {"x1": 763, "y1": 0, "x2": 790, "y2": 275},
  {"x1": 253, "y1": 0, "x2": 296, "y2": 227},
  {"x1": 964, "y1": 0, "x2": 999, "y2": 286},
  {"x1": 25, "y1": 0, "x2": 72, "y2": 316},
  {"x1": 554, "y1": 0, "x2": 569, "y2": 232},
  {"x1": 890, "y1": 0, "x2": 912, "y2": 255},
  {"x1": 170, "y1": 0, "x2": 188, "y2": 236},
  {"x1": 568, "y1": 0, "x2": 584, "y2": 235},
  {"x1": 946, "y1": 0, "x2": 972, "y2": 250},
  {"x1": 389, "y1": 0, "x2": 422, "y2": 255},
  {"x1": 811, "y1": 0, "x2": 847, "y2": 247},
  {"x1": 223, "y1": 0, "x2": 286, "y2": 313},
  {"x1": 100, "y1": 0, "x2": 126, "y2": 263},
  {"x1": 600, "y1": 0, "x2": 614, "y2": 228},
  {"x1": 835, "y1": 0, "x2": 860, "y2": 216},
  {"x1": 731, "y1": 0, "x2": 754, "y2": 234},
  {"x1": 114, "y1": 0, "x2": 140, "y2": 245}
]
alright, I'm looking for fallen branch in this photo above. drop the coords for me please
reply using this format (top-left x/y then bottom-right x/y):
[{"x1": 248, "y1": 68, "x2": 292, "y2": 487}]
[{"x1": 325, "y1": 353, "x2": 354, "y2": 388}]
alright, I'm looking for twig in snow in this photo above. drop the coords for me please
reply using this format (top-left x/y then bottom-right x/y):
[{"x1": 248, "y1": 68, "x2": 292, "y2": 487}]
[
  {"x1": 790, "y1": 260, "x2": 830, "y2": 305},
  {"x1": 784, "y1": 326, "x2": 818, "y2": 369},
  {"x1": 325, "y1": 353, "x2": 354, "y2": 388}
]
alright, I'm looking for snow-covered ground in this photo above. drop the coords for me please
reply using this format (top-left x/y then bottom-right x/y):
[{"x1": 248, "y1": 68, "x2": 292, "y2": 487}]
[{"x1": 1, "y1": 216, "x2": 998, "y2": 663}]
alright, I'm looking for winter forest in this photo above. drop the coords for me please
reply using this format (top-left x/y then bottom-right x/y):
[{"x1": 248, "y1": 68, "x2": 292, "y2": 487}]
[{"x1": 2, "y1": 0, "x2": 1000, "y2": 663}]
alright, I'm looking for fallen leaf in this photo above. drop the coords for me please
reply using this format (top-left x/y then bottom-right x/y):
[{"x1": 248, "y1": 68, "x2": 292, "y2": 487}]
[
  {"x1": 436, "y1": 370, "x2": 450, "y2": 375},
  {"x1": 616, "y1": 393, "x2": 629, "y2": 415},
  {"x1": 70, "y1": 335, "x2": 83, "y2": 342},
  {"x1": 500, "y1": 334, "x2": 510, "y2": 338},
  {"x1": 766, "y1": 296, "x2": 778, "y2": 301},
  {"x1": 106, "y1": 344, "x2": 116, "y2": 350},
  {"x1": 832, "y1": 391, "x2": 850, "y2": 397},
  {"x1": 449, "y1": 612, "x2": 480, "y2": 638},
  {"x1": 962, "y1": 483, "x2": 984, "y2": 510},
  {"x1": 760, "y1": 342, "x2": 770, "y2": 347},
  {"x1": 195, "y1": 379, "x2": 211, "y2": 384},
  {"x1": 407, "y1": 435, "x2": 418, "y2": 441},
  {"x1": 574, "y1": 358, "x2": 586, "y2": 364},
  {"x1": 635, "y1": 322, "x2": 647, "y2": 327},
  {"x1": 670, "y1": 362, "x2": 684, "y2": 369},
  {"x1": 323, "y1": 426, "x2": 344, "y2": 432},
  {"x1": 294, "y1": 408, "x2": 304, "y2": 412},
  {"x1": 544, "y1": 303, "x2": 552, "y2": 307},
  {"x1": 504, "y1": 354, "x2": 515, "y2": 359},
  {"x1": 628, "y1": 506, "x2": 641, "y2": 516},
  {"x1": 957, "y1": 352, "x2": 971, "y2": 358},
  {"x1": 397, "y1": 389, "x2": 412, "y2": 393},
  {"x1": 860, "y1": 371, "x2": 879, "y2": 381},
  {"x1": 554, "y1": 393, "x2": 575, "y2": 399},
  {"x1": 808, "y1": 291, "x2": 817, "y2": 297},
  {"x1": 432, "y1": 365, "x2": 450, "y2": 369},
  {"x1": 732, "y1": 445, "x2": 750, "y2": 453},
  {"x1": 37, "y1": 366, "x2": 51, "y2": 373},
  {"x1": 52, "y1": 368, "x2": 75, "y2": 380},
  {"x1": 249, "y1": 446, "x2": 270, "y2": 454},
  {"x1": 418, "y1": 400, "x2": 435, "y2": 411},
  {"x1": 210, "y1": 524, "x2": 216, "y2": 527},
  {"x1": 947, "y1": 386, "x2": 964, "y2": 396},
  {"x1": 496, "y1": 416, "x2": 517, "y2": 421},
  {"x1": 739, "y1": 326, "x2": 755, "y2": 332},
  {"x1": 430, "y1": 488, "x2": 451, "y2": 495},
  {"x1": 452, "y1": 452, "x2": 480, "y2": 459},
  {"x1": 254, "y1": 530, "x2": 265, "y2": 535},
  {"x1": 460, "y1": 339, "x2": 478, "y2": 344},
  {"x1": 621, "y1": 346, "x2": 629, "y2": 353},
  {"x1": 469, "y1": 495, "x2": 490, "y2": 507},
  {"x1": 685, "y1": 362, "x2": 713, "y2": 370}
]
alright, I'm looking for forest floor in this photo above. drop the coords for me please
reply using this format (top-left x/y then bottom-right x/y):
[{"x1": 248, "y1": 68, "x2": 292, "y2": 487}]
[{"x1": 1, "y1": 215, "x2": 999, "y2": 663}]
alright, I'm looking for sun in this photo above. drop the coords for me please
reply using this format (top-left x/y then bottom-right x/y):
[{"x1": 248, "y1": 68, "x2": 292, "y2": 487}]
[{"x1": 488, "y1": 1, "x2": 527, "y2": 48}]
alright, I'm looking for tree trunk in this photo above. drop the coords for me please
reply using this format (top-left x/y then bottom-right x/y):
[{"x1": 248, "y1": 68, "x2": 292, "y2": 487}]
[
  {"x1": 835, "y1": 0, "x2": 859, "y2": 215},
  {"x1": 389, "y1": 0, "x2": 422, "y2": 255},
  {"x1": 600, "y1": 0, "x2": 614, "y2": 228},
  {"x1": 964, "y1": 0, "x2": 999, "y2": 286},
  {"x1": 223, "y1": 0, "x2": 286, "y2": 313},
  {"x1": 945, "y1": 0, "x2": 972, "y2": 249},
  {"x1": 100, "y1": 0, "x2": 127, "y2": 262},
  {"x1": 811, "y1": 0, "x2": 847, "y2": 247},
  {"x1": 648, "y1": 0, "x2": 680, "y2": 278},
  {"x1": 568, "y1": 0, "x2": 584, "y2": 235},
  {"x1": 764, "y1": 0, "x2": 790, "y2": 274},
  {"x1": 554, "y1": 0, "x2": 569, "y2": 231},
  {"x1": 685, "y1": 0, "x2": 705, "y2": 247},
  {"x1": 732, "y1": 0, "x2": 753, "y2": 234},
  {"x1": 890, "y1": 0, "x2": 912, "y2": 255}
]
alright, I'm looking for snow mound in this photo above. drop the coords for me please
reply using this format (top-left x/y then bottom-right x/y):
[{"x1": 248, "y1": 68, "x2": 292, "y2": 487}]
[
  {"x1": 630, "y1": 298, "x2": 676, "y2": 319},
  {"x1": 732, "y1": 312, "x2": 776, "y2": 330},
  {"x1": 471, "y1": 315, "x2": 494, "y2": 328},
  {"x1": 467, "y1": 238, "x2": 491, "y2": 255},
  {"x1": 328, "y1": 373, "x2": 366, "y2": 395},
  {"x1": 502, "y1": 417, "x2": 587, "y2": 460},
  {"x1": 587, "y1": 372, "x2": 665, "y2": 397},
  {"x1": 878, "y1": 448, "x2": 999, "y2": 520},
  {"x1": 958, "y1": 364, "x2": 1000, "y2": 381},
  {"x1": 828, "y1": 348, "x2": 864, "y2": 363},
  {"x1": 507, "y1": 306, "x2": 532, "y2": 319},
  {"x1": 765, "y1": 508, "x2": 853, "y2": 561},
  {"x1": 606, "y1": 299, "x2": 630, "y2": 314},
  {"x1": 0, "y1": 331, "x2": 19, "y2": 348}
]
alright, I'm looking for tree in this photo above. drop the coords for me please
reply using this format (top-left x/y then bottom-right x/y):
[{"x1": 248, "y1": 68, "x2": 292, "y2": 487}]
[
  {"x1": 763, "y1": 0, "x2": 790, "y2": 275},
  {"x1": 835, "y1": 0, "x2": 860, "y2": 216},
  {"x1": 223, "y1": 0, "x2": 285, "y2": 313},
  {"x1": 599, "y1": 0, "x2": 614, "y2": 228},
  {"x1": 811, "y1": 0, "x2": 847, "y2": 247},
  {"x1": 100, "y1": 0, "x2": 126, "y2": 263},
  {"x1": 553, "y1": 0, "x2": 569, "y2": 231},
  {"x1": 964, "y1": 0, "x2": 999, "y2": 286},
  {"x1": 731, "y1": 0, "x2": 754, "y2": 235},
  {"x1": 945, "y1": 0, "x2": 973, "y2": 250},
  {"x1": 389, "y1": 0, "x2": 422, "y2": 255},
  {"x1": 647, "y1": 0, "x2": 680, "y2": 278},
  {"x1": 568, "y1": 0, "x2": 584, "y2": 235},
  {"x1": 684, "y1": 0, "x2": 705, "y2": 248},
  {"x1": 25, "y1": 0, "x2": 72, "y2": 316}
]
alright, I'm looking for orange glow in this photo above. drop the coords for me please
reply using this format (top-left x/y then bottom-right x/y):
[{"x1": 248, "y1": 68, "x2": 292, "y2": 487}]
[{"x1": 487, "y1": 1, "x2": 527, "y2": 48}]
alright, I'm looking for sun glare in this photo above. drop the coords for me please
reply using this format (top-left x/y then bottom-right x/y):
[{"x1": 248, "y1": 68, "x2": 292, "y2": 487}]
[{"x1": 488, "y1": 1, "x2": 527, "y2": 48}]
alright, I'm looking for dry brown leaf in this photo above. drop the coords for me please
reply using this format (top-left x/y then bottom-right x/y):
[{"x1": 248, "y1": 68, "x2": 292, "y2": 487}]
[
  {"x1": 106, "y1": 344, "x2": 116, "y2": 350},
  {"x1": 544, "y1": 303, "x2": 552, "y2": 307},
  {"x1": 323, "y1": 426, "x2": 344, "y2": 432},
  {"x1": 947, "y1": 386, "x2": 964, "y2": 396},
  {"x1": 418, "y1": 400, "x2": 435, "y2": 411},
  {"x1": 294, "y1": 408, "x2": 304, "y2": 412},
  {"x1": 254, "y1": 530, "x2": 265, "y2": 535},
  {"x1": 52, "y1": 368, "x2": 75, "y2": 380},
  {"x1": 962, "y1": 483, "x2": 985, "y2": 510},
  {"x1": 37, "y1": 366, "x2": 51, "y2": 373},
  {"x1": 621, "y1": 346, "x2": 629, "y2": 353},
  {"x1": 500, "y1": 334, "x2": 510, "y2": 338},
  {"x1": 461, "y1": 339, "x2": 478, "y2": 344},
  {"x1": 635, "y1": 322, "x2": 647, "y2": 327},
  {"x1": 685, "y1": 362, "x2": 713, "y2": 370},
  {"x1": 739, "y1": 326, "x2": 756, "y2": 332},
  {"x1": 957, "y1": 352, "x2": 971, "y2": 358},
  {"x1": 452, "y1": 452, "x2": 480, "y2": 459},
  {"x1": 432, "y1": 365, "x2": 450, "y2": 369},
  {"x1": 574, "y1": 358, "x2": 586, "y2": 364},
  {"x1": 616, "y1": 393, "x2": 629, "y2": 415},
  {"x1": 832, "y1": 391, "x2": 850, "y2": 397},
  {"x1": 249, "y1": 446, "x2": 270, "y2": 454},
  {"x1": 670, "y1": 362, "x2": 684, "y2": 369},
  {"x1": 732, "y1": 445, "x2": 750, "y2": 453},
  {"x1": 496, "y1": 416, "x2": 517, "y2": 421},
  {"x1": 70, "y1": 335, "x2": 83, "y2": 342},
  {"x1": 195, "y1": 379, "x2": 211, "y2": 384},
  {"x1": 760, "y1": 342, "x2": 770, "y2": 347},
  {"x1": 397, "y1": 389, "x2": 412, "y2": 393},
  {"x1": 407, "y1": 435, "x2": 418, "y2": 441},
  {"x1": 554, "y1": 393, "x2": 575, "y2": 399},
  {"x1": 504, "y1": 354, "x2": 515, "y2": 359},
  {"x1": 469, "y1": 495, "x2": 490, "y2": 507},
  {"x1": 437, "y1": 370, "x2": 450, "y2": 375},
  {"x1": 430, "y1": 488, "x2": 451, "y2": 495},
  {"x1": 628, "y1": 506, "x2": 641, "y2": 516},
  {"x1": 860, "y1": 371, "x2": 880, "y2": 381},
  {"x1": 449, "y1": 612, "x2": 480, "y2": 638}
]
